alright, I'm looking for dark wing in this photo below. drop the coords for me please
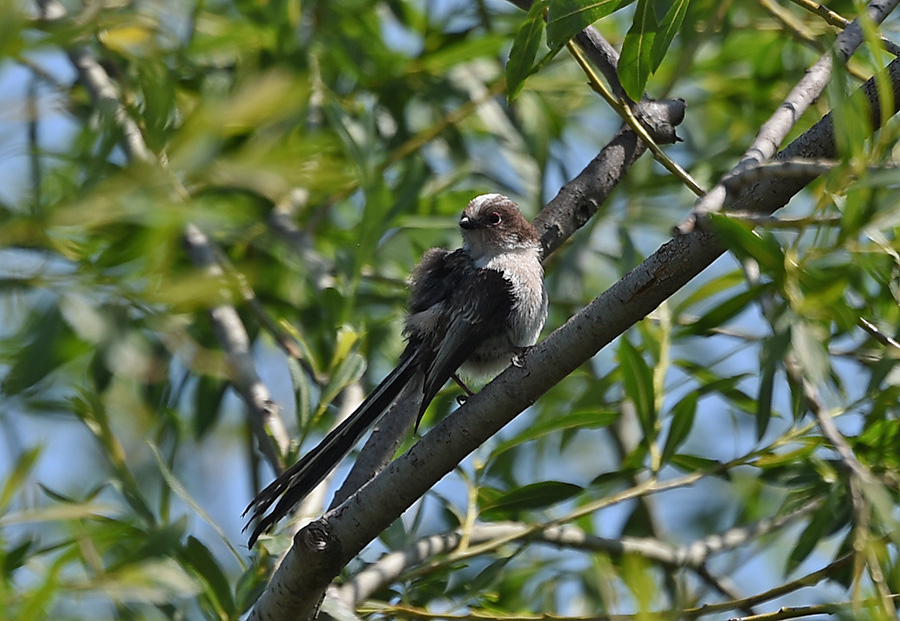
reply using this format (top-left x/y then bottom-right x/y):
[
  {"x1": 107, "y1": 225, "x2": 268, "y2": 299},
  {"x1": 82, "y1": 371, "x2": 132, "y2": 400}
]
[
  {"x1": 407, "y1": 248, "x2": 459, "y2": 314},
  {"x1": 420, "y1": 266, "x2": 514, "y2": 415}
]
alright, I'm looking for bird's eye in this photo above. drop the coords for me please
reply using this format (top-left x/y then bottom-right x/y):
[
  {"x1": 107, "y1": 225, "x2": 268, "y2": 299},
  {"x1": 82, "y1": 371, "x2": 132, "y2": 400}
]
[{"x1": 487, "y1": 212, "x2": 502, "y2": 225}]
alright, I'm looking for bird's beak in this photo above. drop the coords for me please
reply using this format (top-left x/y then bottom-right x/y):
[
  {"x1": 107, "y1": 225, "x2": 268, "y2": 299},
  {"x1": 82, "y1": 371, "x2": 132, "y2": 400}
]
[{"x1": 459, "y1": 215, "x2": 476, "y2": 229}]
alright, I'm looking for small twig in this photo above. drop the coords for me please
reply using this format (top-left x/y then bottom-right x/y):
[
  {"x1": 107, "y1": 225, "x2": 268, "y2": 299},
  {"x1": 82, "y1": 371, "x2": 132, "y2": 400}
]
[
  {"x1": 694, "y1": 564, "x2": 750, "y2": 612},
  {"x1": 724, "y1": 158, "x2": 900, "y2": 193},
  {"x1": 789, "y1": 0, "x2": 900, "y2": 56},
  {"x1": 685, "y1": 550, "x2": 855, "y2": 618},
  {"x1": 785, "y1": 356, "x2": 871, "y2": 482},
  {"x1": 858, "y1": 316, "x2": 900, "y2": 351},
  {"x1": 572, "y1": 25, "x2": 630, "y2": 103},
  {"x1": 728, "y1": 594, "x2": 900, "y2": 621},
  {"x1": 791, "y1": 0, "x2": 854, "y2": 28},
  {"x1": 760, "y1": 0, "x2": 872, "y2": 81},
  {"x1": 565, "y1": 41, "x2": 706, "y2": 198}
]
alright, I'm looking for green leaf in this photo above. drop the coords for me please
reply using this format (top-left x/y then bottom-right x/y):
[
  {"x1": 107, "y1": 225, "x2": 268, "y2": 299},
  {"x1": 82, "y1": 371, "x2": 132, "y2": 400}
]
[
  {"x1": 193, "y1": 375, "x2": 227, "y2": 439},
  {"x1": 0, "y1": 447, "x2": 40, "y2": 511},
  {"x1": 621, "y1": 501, "x2": 654, "y2": 537},
  {"x1": 619, "y1": 0, "x2": 658, "y2": 100},
  {"x1": 679, "y1": 284, "x2": 769, "y2": 336},
  {"x1": 791, "y1": 320, "x2": 829, "y2": 385},
  {"x1": 1, "y1": 303, "x2": 83, "y2": 395},
  {"x1": 148, "y1": 444, "x2": 244, "y2": 565},
  {"x1": 618, "y1": 337, "x2": 655, "y2": 440},
  {"x1": 669, "y1": 453, "x2": 723, "y2": 474},
  {"x1": 650, "y1": 0, "x2": 690, "y2": 72},
  {"x1": 1, "y1": 499, "x2": 115, "y2": 526},
  {"x1": 419, "y1": 33, "x2": 508, "y2": 73},
  {"x1": 546, "y1": 0, "x2": 635, "y2": 50},
  {"x1": 235, "y1": 562, "x2": 269, "y2": 615},
  {"x1": 507, "y1": 0, "x2": 548, "y2": 101},
  {"x1": 315, "y1": 326, "x2": 366, "y2": 421},
  {"x1": 674, "y1": 269, "x2": 745, "y2": 315},
  {"x1": 786, "y1": 494, "x2": 841, "y2": 575},
  {"x1": 674, "y1": 361, "x2": 755, "y2": 413},
  {"x1": 661, "y1": 392, "x2": 696, "y2": 463},
  {"x1": 757, "y1": 331, "x2": 790, "y2": 440},
  {"x1": 707, "y1": 213, "x2": 786, "y2": 278},
  {"x1": 182, "y1": 536, "x2": 236, "y2": 616},
  {"x1": 829, "y1": 65, "x2": 873, "y2": 164},
  {"x1": 754, "y1": 442, "x2": 821, "y2": 470},
  {"x1": 466, "y1": 555, "x2": 517, "y2": 598},
  {"x1": 287, "y1": 355, "x2": 313, "y2": 430},
  {"x1": 3, "y1": 537, "x2": 34, "y2": 577},
  {"x1": 590, "y1": 466, "x2": 641, "y2": 488},
  {"x1": 480, "y1": 481, "x2": 583, "y2": 515}
]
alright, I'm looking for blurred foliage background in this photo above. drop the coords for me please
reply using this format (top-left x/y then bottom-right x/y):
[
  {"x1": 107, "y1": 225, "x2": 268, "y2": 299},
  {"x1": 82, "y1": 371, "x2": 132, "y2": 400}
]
[{"x1": 3, "y1": 0, "x2": 900, "y2": 619}]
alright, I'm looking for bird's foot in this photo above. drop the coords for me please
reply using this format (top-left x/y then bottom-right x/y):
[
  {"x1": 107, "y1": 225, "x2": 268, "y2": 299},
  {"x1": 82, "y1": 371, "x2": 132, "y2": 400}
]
[{"x1": 511, "y1": 345, "x2": 533, "y2": 368}]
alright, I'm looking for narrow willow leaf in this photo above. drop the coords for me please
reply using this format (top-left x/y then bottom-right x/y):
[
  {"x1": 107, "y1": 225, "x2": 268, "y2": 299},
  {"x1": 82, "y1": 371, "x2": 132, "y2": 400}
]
[
  {"x1": 674, "y1": 269, "x2": 745, "y2": 315},
  {"x1": 546, "y1": 0, "x2": 635, "y2": 50},
  {"x1": 317, "y1": 350, "x2": 366, "y2": 418},
  {"x1": 707, "y1": 213, "x2": 786, "y2": 278},
  {"x1": 786, "y1": 494, "x2": 840, "y2": 575},
  {"x1": 670, "y1": 453, "x2": 723, "y2": 474},
  {"x1": 507, "y1": 0, "x2": 548, "y2": 101},
  {"x1": 791, "y1": 320, "x2": 829, "y2": 385},
  {"x1": 287, "y1": 356, "x2": 312, "y2": 430},
  {"x1": 619, "y1": 0, "x2": 658, "y2": 100},
  {"x1": 618, "y1": 337, "x2": 655, "y2": 441},
  {"x1": 148, "y1": 444, "x2": 244, "y2": 565},
  {"x1": 0, "y1": 447, "x2": 40, "y2": 511},
  {"x1": 481, "y1": 480, "x2": 583, "y2": 515},
  {"x1": 661, "y1": 392, "x2": 696, "y2": 463},
  {"x1": 679, "y1": 284, "x2": 769, "y2": 336},
  {"x1": 182, "y1": 536, "x2": 236, "y2": 616},
  {"x1": 650, "y1": 0, "x2": 690, "y2": 72},
  {"x1": 757, "y1": 331, "x2": 790, "y2": 440}
]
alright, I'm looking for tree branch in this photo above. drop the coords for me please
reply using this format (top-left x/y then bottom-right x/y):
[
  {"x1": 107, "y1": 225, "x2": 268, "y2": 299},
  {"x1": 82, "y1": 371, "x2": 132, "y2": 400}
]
[
  {"x1": 678, "y1": 0, "x2": 900, "y2": 233},
  {"x1": 182, "y1": 224, "x2": 290, "y2": 473},
  {"x1": 338, "y1": 500, "x2": 819, "y2": 607},
  {"x1": 248, "y1": 47, "x2": 900, "y2": 621}
]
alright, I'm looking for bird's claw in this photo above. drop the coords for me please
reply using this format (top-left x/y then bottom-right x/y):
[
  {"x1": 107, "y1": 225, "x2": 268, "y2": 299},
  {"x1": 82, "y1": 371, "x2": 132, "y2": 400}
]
[{"x1": 511, "y1": 345, "x2": 532, "y2": 368}]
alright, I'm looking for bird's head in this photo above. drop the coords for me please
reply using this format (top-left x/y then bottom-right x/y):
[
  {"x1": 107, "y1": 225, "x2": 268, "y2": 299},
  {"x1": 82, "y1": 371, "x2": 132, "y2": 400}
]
[{"x1": 459, "y1": 194, "x2": 539, "y2": 257}]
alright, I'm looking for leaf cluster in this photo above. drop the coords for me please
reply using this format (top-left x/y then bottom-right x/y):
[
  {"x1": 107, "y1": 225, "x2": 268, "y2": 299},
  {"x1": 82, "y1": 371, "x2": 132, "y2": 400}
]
[{"x1": 2, "y1": 0, "x2": 900, "y2": 619}]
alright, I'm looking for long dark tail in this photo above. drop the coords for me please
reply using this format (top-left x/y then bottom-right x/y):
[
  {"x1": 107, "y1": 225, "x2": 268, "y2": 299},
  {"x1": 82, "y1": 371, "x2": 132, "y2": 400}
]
[{"x1": 244, "y1": 350, "x2": 420, "y2": 547}]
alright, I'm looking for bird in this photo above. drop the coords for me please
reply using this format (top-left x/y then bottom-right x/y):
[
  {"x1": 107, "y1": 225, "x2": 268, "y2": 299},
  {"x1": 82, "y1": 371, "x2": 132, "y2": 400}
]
[{"x1": 244, "y1": 193, "x2": 548, "y2": 547}]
